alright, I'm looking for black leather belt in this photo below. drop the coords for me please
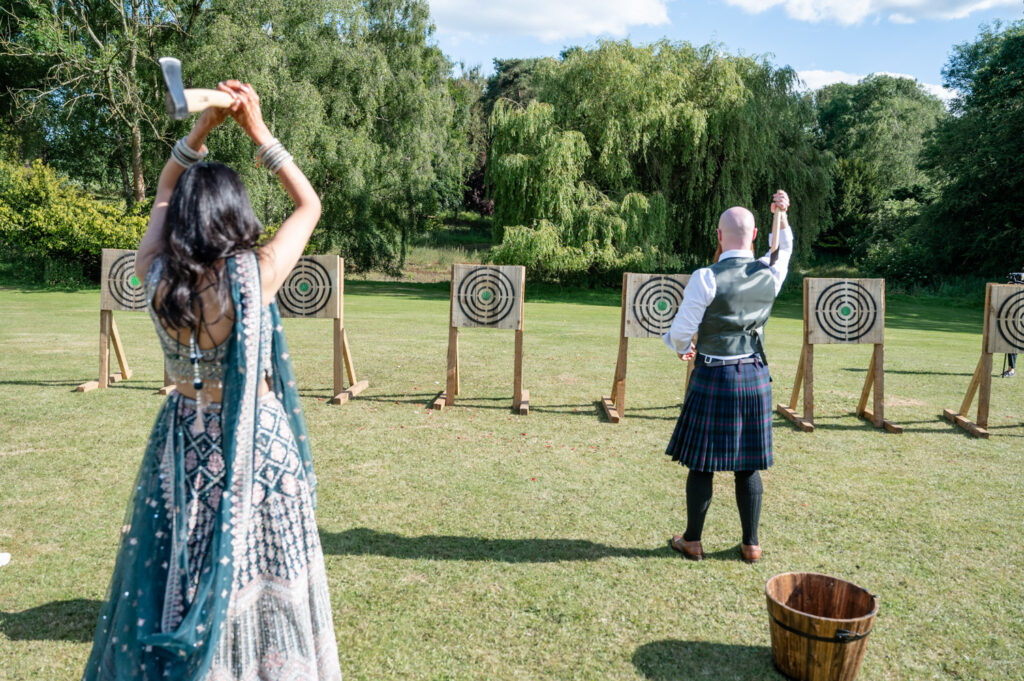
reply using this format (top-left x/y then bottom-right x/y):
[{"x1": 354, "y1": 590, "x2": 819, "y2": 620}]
[{"x1": 696, "y1": 354, "x2": 761, "y2": 367}]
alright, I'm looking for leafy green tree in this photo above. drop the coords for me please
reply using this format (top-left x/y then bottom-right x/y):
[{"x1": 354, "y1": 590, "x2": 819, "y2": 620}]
[
  {"x1": 488, "y1": 40, "x2": 831, "y2": 283},
  {"x1": 814, "y1": 74, "x2": 945, "y2": 252},
  {"x1": 183, "y1": 0, "x2": 471, "y2": 271},
  {"x1": 920, "y1": 20, "x2": 1024, "y2": 277}
]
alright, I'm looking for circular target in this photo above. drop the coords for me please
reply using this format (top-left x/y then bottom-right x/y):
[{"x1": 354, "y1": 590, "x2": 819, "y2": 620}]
[
  {"x1": 456, "y1": 267, "x2": 516, "y2": 326},
  {"x1": 814, "y1": 281, "x2": 878, "y2": 342},
  {"x1": 278, "y1": 259, "x2": 331, "y2": 316},
  {"x1": 996, "y1": 290, "x2": 1024, "y2": 350},
  {"x1": 107, "y1": 252, "x2": 146, "y2": 310},
  {"x1": 631, "y1": 277, "x2": 686, "y2": 336}
]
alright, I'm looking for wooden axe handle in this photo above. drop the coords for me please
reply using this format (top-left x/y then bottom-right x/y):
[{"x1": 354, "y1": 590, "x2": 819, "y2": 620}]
[
  {"x1": 769, "y1": 194, "x2": 783, "y2": 267},
  {"x1": 183, "y1": 89, "x2": 234, "y2": 114}
]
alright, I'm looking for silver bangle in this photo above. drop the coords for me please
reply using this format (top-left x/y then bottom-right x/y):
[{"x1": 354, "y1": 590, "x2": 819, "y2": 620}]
[
  {"x1": 171, "y1": 137, "x2": 207, "y2": 168},
  {"x1": 255, "y1": 138, "x2": 280, "y2": 160}
]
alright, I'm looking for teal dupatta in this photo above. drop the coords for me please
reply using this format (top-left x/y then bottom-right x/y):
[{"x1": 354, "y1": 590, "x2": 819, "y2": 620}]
[{"x1": 82, "y1": 252, "x2": 314, "y2": 680}]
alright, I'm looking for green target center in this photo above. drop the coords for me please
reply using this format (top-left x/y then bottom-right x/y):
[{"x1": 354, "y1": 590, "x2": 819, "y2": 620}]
[
  {"x1": 479, "y1": 290, "x2": 493, "y2": 302},
  {"x1": 656, "y1": 300, "x2": 669, "y2": 312},
  {"x1": 299, "y1": 281, "x2": 311, "y2": 293},
  {"x1": 129, "y1": 275, "x2": 140, "y2": 288},
  {"x1": 840, "y1": 305, "x2": 853, "y2": 317}
]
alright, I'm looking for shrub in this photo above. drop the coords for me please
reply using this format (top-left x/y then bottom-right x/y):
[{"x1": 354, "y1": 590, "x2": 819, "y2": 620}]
[{"x1": 0, "y1": 159, "x2": 147, "y2": 280}]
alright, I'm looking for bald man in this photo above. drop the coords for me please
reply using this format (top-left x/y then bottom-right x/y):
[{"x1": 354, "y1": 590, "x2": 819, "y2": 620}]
[{"x1": 662, "y1": 191, "x2": 792, "y2": 563}]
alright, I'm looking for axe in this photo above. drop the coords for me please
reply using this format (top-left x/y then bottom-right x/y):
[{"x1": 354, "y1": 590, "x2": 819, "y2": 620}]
[{"x1": 158, "y1": 57, "x2": 234, "y2": 120}]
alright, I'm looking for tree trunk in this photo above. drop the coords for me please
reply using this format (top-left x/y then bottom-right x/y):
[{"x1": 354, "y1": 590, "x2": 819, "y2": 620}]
[
  {"x1": 130, "y1": 123, "x2": 145, "y2": 204},
  {"x1": 116, "y1": 147, "x2": 131, "y2": 202}
]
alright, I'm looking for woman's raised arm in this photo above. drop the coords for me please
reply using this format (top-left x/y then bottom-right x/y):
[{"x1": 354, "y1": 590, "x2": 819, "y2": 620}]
[
  {"x1": 225, "y1": 82, "x2": 322, "y2": 307},
  {"x1": 134, "y1": 85, "x2": 234, "y2": 281}
]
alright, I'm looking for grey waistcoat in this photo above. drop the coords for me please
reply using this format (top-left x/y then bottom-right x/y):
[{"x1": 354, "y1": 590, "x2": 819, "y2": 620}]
[{"x1": 695, "y1": 257, "x2": 777, "y2": 358}]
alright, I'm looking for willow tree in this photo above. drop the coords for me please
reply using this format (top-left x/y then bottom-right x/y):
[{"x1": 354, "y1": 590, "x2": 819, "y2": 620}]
[
  {"x1": 488, "y1": 40, "x2": 830, "y2": 283},
  {"x1": 538, "y1": 40, "x2": 830, "y2": 259}
]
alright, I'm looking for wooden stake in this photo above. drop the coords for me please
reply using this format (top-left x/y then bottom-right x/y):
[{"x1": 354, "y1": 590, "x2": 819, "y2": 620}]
[
  {"x1": 602, "y1": 279, "x2": 630, "y2": 423},
  {"x1": 944, "y1": 283, "x2": 994, "y2": 437},
  {"x1": 99, "y1": 309, "x2": 112, "y2": 389}
]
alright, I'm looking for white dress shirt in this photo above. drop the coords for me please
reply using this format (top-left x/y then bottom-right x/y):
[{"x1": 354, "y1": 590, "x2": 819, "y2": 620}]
[{"x1": 662, "y1": 225, "x2": 794, "y2": 360}]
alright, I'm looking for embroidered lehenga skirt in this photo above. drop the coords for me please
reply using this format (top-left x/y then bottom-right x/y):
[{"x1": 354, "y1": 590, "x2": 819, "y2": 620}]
[
  {"x1": 666, "y1": 361, "x2": 774, "y2": 472},
  {"x1": 85, "y1": 393, "x2": 341, "y2": 680}
]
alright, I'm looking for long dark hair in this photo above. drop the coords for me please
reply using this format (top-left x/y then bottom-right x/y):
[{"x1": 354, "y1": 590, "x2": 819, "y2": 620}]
[{"x1": 156, "y1": 162, "x2": 262, "y2": 330}]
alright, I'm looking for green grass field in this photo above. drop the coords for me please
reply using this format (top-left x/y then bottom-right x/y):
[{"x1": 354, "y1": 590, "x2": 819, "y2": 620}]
[{"x1": 0, "y1": 282, "x2": 1021, "y2": 680}]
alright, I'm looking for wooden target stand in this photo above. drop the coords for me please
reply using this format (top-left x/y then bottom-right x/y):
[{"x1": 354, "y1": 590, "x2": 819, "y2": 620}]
[
  {"x1": 278, "y1": 255, "x2": 367, "y2": 405},
  {"x1": 77, "y1": 249, "x2": 175, "y2": 393},
  {"x1": 601, "y1": 272, "x2": 693, "y2": 423},
  {"x1": 432, "y1": 264, "x2": 529, "y2": 414},
  {"x1": 777, "y1": 278, "x2": 903, "y2": 434},
  {"x1": 77, "y1": 251, "x2": 366, "y2": 406},
  {"x1": 943, "y1": 283, "x2": 1024, "y2": 438}
]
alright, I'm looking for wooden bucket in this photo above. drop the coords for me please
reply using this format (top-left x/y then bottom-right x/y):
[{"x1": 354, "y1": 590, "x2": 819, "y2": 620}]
[{"x1": 765, "y1": 572, "x2": 879, "y2": 681}]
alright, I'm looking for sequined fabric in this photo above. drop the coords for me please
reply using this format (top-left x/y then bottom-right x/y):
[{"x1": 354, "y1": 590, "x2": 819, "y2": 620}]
[
  {"x1": 170, "y1": 395, "x2": 341, "y2": 680},
  {"x1": 83, "y1": 252, "x2": 340, "y2": 681}
]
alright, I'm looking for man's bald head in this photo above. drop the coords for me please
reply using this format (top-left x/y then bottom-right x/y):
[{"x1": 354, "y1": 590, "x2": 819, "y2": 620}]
[{"x1": 718, "y1": 207, "x2": 757, "y2": 252}]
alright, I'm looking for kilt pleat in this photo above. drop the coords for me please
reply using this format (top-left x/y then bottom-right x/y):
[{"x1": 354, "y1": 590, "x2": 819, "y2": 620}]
[{"x1": 666, "y1": 360, "x2": 773, "y2": 472}]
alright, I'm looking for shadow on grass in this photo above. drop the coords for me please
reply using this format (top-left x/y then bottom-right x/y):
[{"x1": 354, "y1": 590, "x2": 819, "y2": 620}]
[
  {"x1": 0, "y1": 379, "x2": 167, "y2": 392},
  {"x1": 840, "y1": 367, "x2": 976, "y2": 377},
  {"x1": 632, "y1": 639, "x2": 781, "y2": 680},
  {"x1": 320, "y1": 527, "x2": 676, "y2": 562},
  {"x1": 0, "y1": 599, "x2": 101, "y2": 642}
]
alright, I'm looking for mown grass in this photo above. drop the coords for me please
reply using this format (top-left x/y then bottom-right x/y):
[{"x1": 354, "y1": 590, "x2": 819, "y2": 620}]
[{"x1": 0, "y1": 283, "x2": 1022, "y2": 680}]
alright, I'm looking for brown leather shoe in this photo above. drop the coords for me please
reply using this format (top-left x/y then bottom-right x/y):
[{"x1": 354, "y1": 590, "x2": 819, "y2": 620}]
[
  {"x1": 670, "y1": 535, "x2": 704, "y2": 561},
  {"x1": 741, "y1": 543, "x2": 762, "y2": 563}
]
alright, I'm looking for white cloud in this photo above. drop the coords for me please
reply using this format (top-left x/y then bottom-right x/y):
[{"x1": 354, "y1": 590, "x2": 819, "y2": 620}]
[
  {"x1": 797, "y1": 69, "x2": 956, "y2": 103},
  {"x1": 429, "y1": 0, "x2": 671, "y2": 43},
  {"x1": 723, "y1": 0, "x2": 1019, "y2": 25}
]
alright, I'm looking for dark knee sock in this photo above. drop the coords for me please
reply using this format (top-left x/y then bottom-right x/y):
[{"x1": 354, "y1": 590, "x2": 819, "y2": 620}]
[
  {"x1": 735, "y1": 470, "x2": 763, "y2": 545},
  {"x1": 683, "y1": 470, "x2": 714, "y2": 542}
]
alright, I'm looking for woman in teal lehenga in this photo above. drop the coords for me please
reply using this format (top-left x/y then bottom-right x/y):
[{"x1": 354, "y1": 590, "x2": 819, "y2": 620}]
[{"x1": 83, "y1": 82, "x2": 342, "y2": 680}]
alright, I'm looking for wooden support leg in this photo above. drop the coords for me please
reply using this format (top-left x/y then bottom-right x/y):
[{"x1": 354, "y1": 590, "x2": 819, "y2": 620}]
[
  {"x1": 99, "y1": 309, "x2": 112, "y2": 388},
  {"x1": 777, "y1": 343, "x2": 814, "y2": 431},
  {"x1": 331, "y1": 325, "x2": 369, "y2": 405},
  {"x1": 977, "y1": 352, "x2": 993, "y2": 428},
  {"x1": 109, "y1": 318, "x2": 132, "y2": 381},
  {"x1": 158, "y1": 363, "x2": 176, "y2": 395},
  {"x1": 513, "y1": 328, "x2": 528, "y2": 415},
  {"x1": 432, "y1": 326, "x2": 459, "y2": 411},
  {"x1": 943, "y1": 354, "x2": 990, "y2": 438},
  {"x1": 858, "y1": 344, "x2": 903, "y2": 433},
  {"x1": 77, "y1": 310, "x2": 112, "y2": 392},
  {"x1": 601, "y1": 336, "x2": 628, "y2": 423}
]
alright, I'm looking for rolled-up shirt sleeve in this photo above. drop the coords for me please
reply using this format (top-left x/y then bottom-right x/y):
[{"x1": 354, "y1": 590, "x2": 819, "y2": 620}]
[
  {"x1": 757, "y1": 225, "x2": 794, "y2": 295},
  {"x1": 662, "y1": 267, "x2": 716, "y2": 354}
]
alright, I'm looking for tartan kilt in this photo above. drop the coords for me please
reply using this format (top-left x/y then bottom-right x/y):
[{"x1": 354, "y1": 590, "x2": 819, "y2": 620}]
[{"x1": 666, "y1": 360, "x2": 774, "y2": 472}]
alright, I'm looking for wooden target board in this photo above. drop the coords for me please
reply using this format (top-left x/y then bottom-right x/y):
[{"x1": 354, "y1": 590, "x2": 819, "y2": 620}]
[
  {"x1": 277, "y1": 255, "x2": 340, "y2": 319},
  {"x1": 100, "y1": 249, "x2": 147, "y2": 312},
  {"x1": 807, "y1": 278, "x2": 884, "y2": 345},
  {"x1": 601, "y1": 272, "x2": 694, "y2": 423},
  {"x1": 778, "y1": 278, "x2": 902, "y2": 434},
  {"x1": 987, "y1": 284, "x2": 1024, "y2": 354},
  {"x1": 433, "y1": 264, "x2": 529, "y2": 414},
  {"x1": 623, "y1": 274, "x2": 690, "y2": 339},
  {"x1": 945, "y1": 283, "x2": 1024, "y2": 437},
  {"x1": 451, "y1": 264, "x2": 523, "y2": 330}
]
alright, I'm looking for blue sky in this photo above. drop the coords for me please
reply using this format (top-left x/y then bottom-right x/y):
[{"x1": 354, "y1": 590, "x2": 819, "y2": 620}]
[{"x1": 429, "y1": 0, "x2": 1024, "y2": 99}]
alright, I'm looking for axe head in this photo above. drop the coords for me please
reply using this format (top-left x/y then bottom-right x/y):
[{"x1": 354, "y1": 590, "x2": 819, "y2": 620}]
[{"x1": 158, "y1": 57, "x2": 189, "y2": 120}]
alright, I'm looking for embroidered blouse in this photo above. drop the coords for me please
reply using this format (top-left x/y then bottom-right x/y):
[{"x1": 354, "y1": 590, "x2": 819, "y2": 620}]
[{"x1": 146, "y1": 255, "x2": 274, "y2": 388}]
